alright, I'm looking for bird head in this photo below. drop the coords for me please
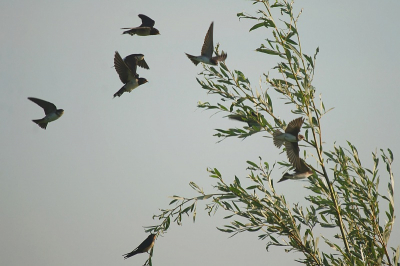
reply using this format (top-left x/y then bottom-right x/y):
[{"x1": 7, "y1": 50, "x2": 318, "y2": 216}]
[
  {"x1": 298, "y1": 134, "x2": 305, "y2": 141},
  {"x1": 57, "y1": 109, "x2": 64, "y2": 117},
  {"x1": 138, "y1": 78, "x2": 148, "y2": 85},
  {"x1": 151, "y1": 28, "x2": 160, "y2": 35}
]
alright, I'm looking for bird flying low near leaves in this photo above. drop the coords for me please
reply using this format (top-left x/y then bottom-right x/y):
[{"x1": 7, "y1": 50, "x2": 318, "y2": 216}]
[
  {"x1": 121, "y1": 14, "x2": 160, "y2": 36},
  {"x1": 123, "y1": 234, "x2": 156, "y2": 259},
  {"x1": 113, "y1": 51, "x2": 148, "y2": 98},
  {"x1": 185, "y1": 22, "x2": 227, "y2": 66},
  {"x1": 28, "y1": 97, "x2": 64, "y2": 129},
  {"x1": 278, "y1": 159, "x2": 313, "y2": 183},
  {"x1": 273, "y1": 117, "x2": 305, "y2": 169}
]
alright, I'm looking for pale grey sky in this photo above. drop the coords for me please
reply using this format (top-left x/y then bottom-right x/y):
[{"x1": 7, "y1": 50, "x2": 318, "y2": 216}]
[{"x1": 1, "y1": 0, "x2": 399, "y2": 265}]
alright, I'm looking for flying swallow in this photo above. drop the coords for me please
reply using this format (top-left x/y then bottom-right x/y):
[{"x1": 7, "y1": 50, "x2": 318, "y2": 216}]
[
  {"x1": 278, "y1": 159, "x2": 313, "y2": 183},
  {"x1": 185, "y1": 22, "x2": 227, "y2": 66},
  {"x1": 111, "y1": 54, "x2": 149, "y2": 75},
  {"x1": 273, "y1": 117, "x2": 305, "y2": 169},
  {"x1": 121, "y1": 14, "x2": 160, "y2": 36},
  {"x1": 113, "y1": 51, "x2": 148, "y2": 98},
  {"x1": 28, "y1": 97, "x2": 64, "y2": 129},
  {"x1": 123, "y1": 234, "x2": 156, "y2": 259}
]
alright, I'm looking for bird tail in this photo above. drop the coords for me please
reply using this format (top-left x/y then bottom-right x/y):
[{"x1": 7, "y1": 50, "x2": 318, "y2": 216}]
[
  {"x1": 185, "y1": 53, "x2": 200, "y2": 66},
  {"x1": 123, "y1": 250, "x2": 138, "y2": 259},
  {"x1": 278, "y1": 173, "x2": 291, "y2": 183},
  {"x1": 32, "y1": 119, "x2": 47, "y2": 129},
  {"x1": 214, "y1": 52, "x2": 227, "y2": 63},
  {"x1": 113, "y1": 86, "x2": 126, "y2": 98},
  {"x1": 272, "y1": 130, "x2": 284, "y2": 147},
  {"x1": 122, "y1": 28, "x2": 135, "y2": 35}
]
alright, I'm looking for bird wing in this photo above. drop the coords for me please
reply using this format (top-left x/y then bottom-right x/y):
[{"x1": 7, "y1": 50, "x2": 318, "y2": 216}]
[
  {"x1": 296, "y1": 159, "x2": 310, "y2": 173},
  {"x1": 138, "y1": 14, "x2": 155, "y2": 28},
  {"x1": 285, "y1": 117, "x2": 304, "y2": 135},
  {"x1": 201, "y1": 22, "x2": 214, "y2": 58},
  {"x1": 28, "y1": 97, "x2": 57, "y2": 115},
  {"x1": 114, "y1": 51, "x2": 136, "y2": 83},
  {"x1": 124, "y1": 54, "x2": 150, "y2": 70},
  {"x1": 137, "y1": 58, "x2": 149, "y2": 69},
  {"x1": 123, "y1": 54, "x2": 140, "y2": 73},
  {"x1": 285, "y1": 141, "x2": 302, "y2": 170}
]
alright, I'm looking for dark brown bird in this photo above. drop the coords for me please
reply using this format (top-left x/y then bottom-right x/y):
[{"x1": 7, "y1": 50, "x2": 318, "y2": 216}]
[
  {"x1": 185, "y1": 22, "x2": 227, "y2": 66},
  {"x1": 123, "y1": 234, "x2": 156, "y2": 259},
  {"x1": 273, "y1": 117, "x2": 305, "y2": 169},
  {"x1": 121, "y1": 14, "x2": 160, "y2": 36},
  {"x1": 278, "y1": 159, "x2": 313, "y2": 183},
  {"x1": 113, "y1": 51, "x2": 148, "y2": 98}
]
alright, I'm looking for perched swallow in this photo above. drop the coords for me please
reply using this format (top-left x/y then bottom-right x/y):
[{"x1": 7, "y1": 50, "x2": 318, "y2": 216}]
[
  {"x1": 185, "y1": 22, "x2": 227, "y2": 66},
  {"x1": 273, "y1": 117, "x2": 305, "y2": 169},
  {"x1": 123, "y1": 234, "x2": 156, "y2": 259},
  {"x1": 278, "y1": 159, "x2": 313, "y2": 183},
  {"x1": 28, "y1": 97, "x2": 64, "y2": 129},
  {"x1": 121, "y1": 14, "x2": 160, "y2": 36},
  {"x1": 113, "y1": 51, "x2": 148, "y2": 98},
  {"x1": 227, "y1": 111, "x2": 259, "y2": 127}
]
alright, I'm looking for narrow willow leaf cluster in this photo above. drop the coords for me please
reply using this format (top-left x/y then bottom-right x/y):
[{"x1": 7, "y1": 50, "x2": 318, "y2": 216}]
[{"x1": 146, "y1": 1, "x2": 398, "y2": 265}]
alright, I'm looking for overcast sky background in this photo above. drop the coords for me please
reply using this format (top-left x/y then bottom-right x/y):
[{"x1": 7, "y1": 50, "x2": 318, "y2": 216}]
[{"x1": 1, "y1": 0, "x2": 399, "y2": 265}]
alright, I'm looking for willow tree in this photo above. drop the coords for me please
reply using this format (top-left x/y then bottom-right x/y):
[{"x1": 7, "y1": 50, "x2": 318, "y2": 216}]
[{"x1": 144, "y1": 1, "x2": 397, "y2": 265}]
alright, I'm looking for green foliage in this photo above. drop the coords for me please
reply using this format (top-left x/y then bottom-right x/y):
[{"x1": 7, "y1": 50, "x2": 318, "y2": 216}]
[{"x1": 145, "y1": 0, "x2": 398, "y2": 265}]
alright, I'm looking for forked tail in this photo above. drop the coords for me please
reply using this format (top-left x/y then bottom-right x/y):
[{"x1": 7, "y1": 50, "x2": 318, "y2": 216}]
[{"x1": 185, "y1": 53, "x2": 200, "y2": 66}]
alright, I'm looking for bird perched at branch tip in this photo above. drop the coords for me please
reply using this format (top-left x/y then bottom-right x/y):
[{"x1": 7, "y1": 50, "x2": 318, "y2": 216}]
[{"x1": 123, "y1": 234, "x2": 156, "y2": 259}]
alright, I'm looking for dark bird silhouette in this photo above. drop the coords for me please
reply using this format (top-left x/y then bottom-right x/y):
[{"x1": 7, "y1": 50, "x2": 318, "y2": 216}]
[
  {"x1": 122, "y1": 14, "x2": 160, "y2": 36},
  {"x1": 185, "y1": 22, "x2": 227, "y2": 66},
  {"x1": 28, "y1": 97, "x2": 64, "y2": 129},
  {"x1": 273, "y1": 117, "x2": 305, "y2": 169},
  {"x1": 278, "y1": 159, "x2": 313, "y2": 183},
  {"x1": 123, "y1": 234, "x2": 156, "y2": 259},
  {"x1": 113, "y1": 51, "x2": 148, "y2": 98}
]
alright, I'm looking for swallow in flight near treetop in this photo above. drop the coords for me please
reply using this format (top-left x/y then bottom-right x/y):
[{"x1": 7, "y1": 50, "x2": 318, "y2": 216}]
[
  {"x1": 121, "y1": 14, "x2": 160, "y2": 36},
  {"x1": 113, "y1": 51, "x2": 148, "y2": 98},
  {"x1": 185, "y1": 22, "x2": 227, "y2": 66},
  {"x1": 278, "y1": 159, "x2": 313, "y2": 183},
  {"x1": 123, "y1": 234, "x2": 156, "y2": 259},
  {"x1": 28, "y1": 97, "x2": 64, "y2": 129},
  {"x1": 273, "y1": 117, "x2": 305, "y2": 169}
]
